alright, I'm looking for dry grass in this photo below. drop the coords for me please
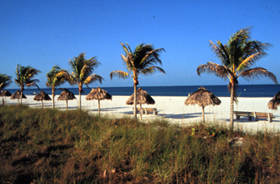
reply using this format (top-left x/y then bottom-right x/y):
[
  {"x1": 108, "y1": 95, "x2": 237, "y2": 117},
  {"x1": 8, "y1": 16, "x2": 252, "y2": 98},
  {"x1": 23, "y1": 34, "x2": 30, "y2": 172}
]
[{"x1": 0, "y1": 105, "x2": 280, "y2": 183}]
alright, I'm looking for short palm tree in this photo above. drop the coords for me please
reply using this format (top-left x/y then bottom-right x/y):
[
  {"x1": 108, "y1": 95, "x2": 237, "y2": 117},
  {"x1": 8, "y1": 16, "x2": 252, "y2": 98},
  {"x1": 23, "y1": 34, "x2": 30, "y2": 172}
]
[
  {"x1": 0, "y1": 74, "x2": 12, "y2": 105},
  {"x1": 110, "y1": 43, "x2": 165, "y2": 119},
  {"x1": 69, "y1": 53, "x2": 103, "y2": 110},
  {"x1": 15, "y1": 65, "x2": 40, "y2": 104},
  {"x1": 0, "y1": 74, "x2": 11, "y2": 91},
  {"x1": 46, "y1": 66, "x2": 71, "y2": 109},
  {"x1": 197, "y1": 28, "x2": 278, "y2": 130}
]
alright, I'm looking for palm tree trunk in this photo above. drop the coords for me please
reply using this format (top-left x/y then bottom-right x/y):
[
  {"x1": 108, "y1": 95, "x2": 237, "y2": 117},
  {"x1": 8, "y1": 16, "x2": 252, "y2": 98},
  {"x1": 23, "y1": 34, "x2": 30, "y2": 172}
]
[
  {"x1": 66, "y1": 100, "x2": 68, "y2": 110},
  {"x1": 78, "y1": 83, "x2": 82, "y2": 110},
  {"x1": 41, "y1": 100, "x2": 44, "y2": 108},
  {"x1": 230, "y1": 83, "x2": 235, "y2": 131},
  {"x1": 140, "y1": 104, "x2": 143, "y2": 120},
  {"x1": 133, "y1": 82, "x2": 137, "y2": 119},
  {"x1": 133, "y1": 71, "x2": 138, "y2": 119},
  {"x1": 98, "y1": 99, "x2": 101, "y2": 117},
  {"x1": 202, "y1": 106, "x2": 205, "y2": 123},
  {"x1": 52, "y1": 87, "x2": 55, "y2": 109},
  {"x1": 2, "y1": 98, "x2": 4, "y2": 105},
  {"x1": 20, "y1": 86, "x2": 24, "y2": 105}
]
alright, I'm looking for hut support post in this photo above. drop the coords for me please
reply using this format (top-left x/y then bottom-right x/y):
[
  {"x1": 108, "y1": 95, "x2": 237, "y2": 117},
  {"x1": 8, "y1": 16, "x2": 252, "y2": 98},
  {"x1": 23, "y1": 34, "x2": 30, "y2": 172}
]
[
  {"x1": 98, "y1": 99, "x2": 101, "y2": 116},
  {"x1": 202, "y1": 106, "x2": 205, "y2": 123},
  {"x1": 41, "y1": 100, "x2": 44, "y2": 108},
  {"x1": 2, "y1": 98, "x2": 4, "y2": 105},
  {"x1": 66, "y1": 100, "x2": 68, "y2": 110}
]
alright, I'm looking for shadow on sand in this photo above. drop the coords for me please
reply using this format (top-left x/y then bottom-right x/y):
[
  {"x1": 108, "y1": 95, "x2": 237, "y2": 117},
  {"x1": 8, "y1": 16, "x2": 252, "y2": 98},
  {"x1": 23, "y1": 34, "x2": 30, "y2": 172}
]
[
  {"x1": 159, "y1": 112, "x2": 212, "y2": 119},
  {"x1": 232, "y1": 118, "x2": 280, "y2": 123},
  {"x1": 56, "y1": 106, "x2": 78, "y2": 110},
  {"x1": 96, "y1": 107, "x2": 127, "y2": 112}
]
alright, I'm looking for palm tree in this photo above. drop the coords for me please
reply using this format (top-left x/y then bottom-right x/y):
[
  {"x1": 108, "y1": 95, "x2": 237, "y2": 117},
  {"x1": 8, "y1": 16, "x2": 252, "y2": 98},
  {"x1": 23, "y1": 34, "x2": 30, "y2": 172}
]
[
  {"x1": 46, "y1": 66, "x2": 71, "y2": 108},
  {"x1": 0, "y1": 74, "x2": 12, "y2": 105},
  {"x1": 14, "y1": 65, "x2": 40, "y2": 104},
  {"x1": 0, "y1": 74, "x2": 11, "y2": 91},
  {"x1": 110, "y1": 43, "x2": 165, "y2": 119},
  {"x1": 69, "y1": 53, "x2": 103, "y2": 110},
  {"x1": 197, "y1": 28, "x2": 278, "y2": 130}
]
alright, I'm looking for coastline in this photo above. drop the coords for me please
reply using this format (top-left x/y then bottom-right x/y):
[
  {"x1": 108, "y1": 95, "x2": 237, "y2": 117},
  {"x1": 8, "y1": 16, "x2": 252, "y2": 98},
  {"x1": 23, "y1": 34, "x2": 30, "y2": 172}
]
[{"x1": 4, "y1": 95, "x2": 280, "y2": 133}]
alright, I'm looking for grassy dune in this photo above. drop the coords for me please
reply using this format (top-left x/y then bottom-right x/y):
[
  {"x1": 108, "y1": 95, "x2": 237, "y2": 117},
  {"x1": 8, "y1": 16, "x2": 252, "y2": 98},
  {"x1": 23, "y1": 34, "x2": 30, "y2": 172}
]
[{"x1": 0, "y1": 106, "x2": 280, "y2": 183}]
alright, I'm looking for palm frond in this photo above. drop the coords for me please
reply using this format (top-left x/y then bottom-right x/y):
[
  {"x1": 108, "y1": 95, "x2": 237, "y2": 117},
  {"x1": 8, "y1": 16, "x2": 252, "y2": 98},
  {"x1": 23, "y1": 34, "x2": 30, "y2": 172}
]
[
  {"x1": 26, "y1": 79, "x2": 40, "y2": 87},
  {"x1": 209, "y1": 40, "x2": 230, "y2": 66},
  {"x1": 15, "y1": 65, "x2": 40, "y2": 87},
  {"x1": 140, "y1": 48, "x2": 165, "y2": 66},
  {"x1": 228, "y1": 28, "x2": 250, "y2": 45},
  {"x1": 236, "y1": 52, "x2": 261, "y2": 71},
  {"x1": 80, "y1": 64, "x2": 89, "y2": 81},
  {"x1": 243, "y1": 41, "x2": 268, "y2": 56},
  {"x1": 110, "y1": 71, "x2": 129, "y2": 79},
  {"x1": 121, "y1": 54, "x2": 129, "y2": 64},
  {"x1": 0, "y1": 74, "x2": 11, "y2": 90},
  {"x1": 70, "y1": 53, "x2": 100, "y2": 84},
  {"x1": 197, "y1": 62, "x2": 229, "y2": 79},
  {"x1": 240, "y1": 67, "x2": 278, "y2": 84},
  {"x1": 121, "y1": 54, "x2": 133, "y2": 70},
  {"x1": 84, "y1": 74, "x2": 103, "y2": 85},
  {"x1": 140, "y1": 66, "x2": 166, "y2": 75},
  {"x1": 46, "y1": 66, "x2": 71, "y2": 87},
  {"x1": 120, "y1": 43, "x2": 131, "y2": 56}
]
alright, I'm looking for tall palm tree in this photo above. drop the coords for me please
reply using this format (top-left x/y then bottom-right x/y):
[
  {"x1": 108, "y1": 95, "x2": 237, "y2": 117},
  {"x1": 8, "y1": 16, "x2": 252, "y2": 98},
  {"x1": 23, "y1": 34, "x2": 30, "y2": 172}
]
[
  {"x1": 46, "y1": 66, "x2": 71, "y2": 109},
  {"x1": 15, "y1": 65, "x2": 40, "y2": 104},
  {"x1": 110, "y1": 43, "x2": 165, "y2": 119},
  {"x1": 69, "y1": 53, "x2": 103, "y2": 110},
  {"x1": 197, "y1": 28, "x2": 278, "y2": 130},
  {"x1": 0, "y1": 74, "x2": 12, "y2": 105}
]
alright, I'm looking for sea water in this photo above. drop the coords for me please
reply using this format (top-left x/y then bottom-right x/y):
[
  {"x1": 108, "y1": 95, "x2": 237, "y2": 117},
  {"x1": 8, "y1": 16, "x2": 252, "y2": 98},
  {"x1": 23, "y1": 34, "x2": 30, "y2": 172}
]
[{"x1": 7, "y1": 84, "x2": 280, "y2": 97}]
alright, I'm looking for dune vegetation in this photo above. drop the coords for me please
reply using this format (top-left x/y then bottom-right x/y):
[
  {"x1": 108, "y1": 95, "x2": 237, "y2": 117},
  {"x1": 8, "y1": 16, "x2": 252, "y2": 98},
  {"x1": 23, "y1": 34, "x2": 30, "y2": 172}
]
[{"x1": 0, "y1": 105, "x2": 280, "y2": 183}]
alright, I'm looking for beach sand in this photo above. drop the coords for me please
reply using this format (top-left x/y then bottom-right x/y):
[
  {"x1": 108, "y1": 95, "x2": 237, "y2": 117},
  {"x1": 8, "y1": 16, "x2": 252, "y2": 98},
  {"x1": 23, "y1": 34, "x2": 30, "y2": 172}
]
[{"x1": 4, "y1": 95, "x2": 280, "y2": 133}]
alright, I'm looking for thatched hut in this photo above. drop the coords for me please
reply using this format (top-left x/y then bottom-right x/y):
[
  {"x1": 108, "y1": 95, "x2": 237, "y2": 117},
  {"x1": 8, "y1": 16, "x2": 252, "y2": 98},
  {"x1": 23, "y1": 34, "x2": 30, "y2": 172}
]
[
  {"x1": 11, "y1": 90, "x2": 26, "y2": 104},
  {"x1": 57, "y1": 89, "x2": 76, "y2": 110},
  {"x1": 185, "y1": 87, "x2": 221, "y2": 122},
  {"x1": 34, "y1": 91, "x2": 51, "y2": 108},
  {"x1": 268, "y1": 91, "x2": 280, "y2": 110},
  {"x1": 86, "y1": 87, "x2": 112, "y2": 116},
  {"x1": 126, "y1": 88, "x2": 155, "y2": 119},
  {"x1": 0, "y1": 90, "x2": 11, "y2": 105}
]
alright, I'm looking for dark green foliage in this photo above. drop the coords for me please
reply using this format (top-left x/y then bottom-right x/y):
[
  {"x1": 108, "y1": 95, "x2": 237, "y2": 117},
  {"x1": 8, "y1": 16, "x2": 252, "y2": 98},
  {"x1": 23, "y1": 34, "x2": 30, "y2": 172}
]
[
  {"x1": 0, "y1": 106, "x2": 280, "y2": 183},
  {"x1": 0, "y1": 74, "x2": 11, "y2": 90},
  {"x1": 15, "y1": 65, "x2": 40, "y2": 88}
]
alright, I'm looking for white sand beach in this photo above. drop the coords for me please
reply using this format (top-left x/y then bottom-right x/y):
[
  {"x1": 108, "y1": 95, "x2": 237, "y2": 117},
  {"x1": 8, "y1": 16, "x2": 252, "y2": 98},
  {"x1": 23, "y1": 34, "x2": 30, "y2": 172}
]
[{"x1": 4, "y1": 95, "x2": 280, "y2": 133}]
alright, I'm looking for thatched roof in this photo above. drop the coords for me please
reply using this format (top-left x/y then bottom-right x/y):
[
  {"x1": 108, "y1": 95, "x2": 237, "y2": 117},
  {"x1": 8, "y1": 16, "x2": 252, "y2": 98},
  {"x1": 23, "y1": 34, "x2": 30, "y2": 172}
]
[
  {"x1": 86, "y1": 87, "x2": 112, "y2": 100},
  {"x1": 34, "y1": 91, "x2": 51, "y2": 101},
  {"x1": 0, "y1": 90, "x2": 11, "y2": 97},
  {"x1": 126, "y1": 88, "x2": 155, "y2": 105},
  {"x1": 57, "y1": 89, "x2": 76, "y2": 101},
  {"x1": 11, "y1": 90, "x2": 26, "y2": 99},
  {"x1": 268, "y1": 91, "x2": 280, "y2": 110},
  {"x1": 185, "y1": 87, "x2": 221, "y2": 107}
]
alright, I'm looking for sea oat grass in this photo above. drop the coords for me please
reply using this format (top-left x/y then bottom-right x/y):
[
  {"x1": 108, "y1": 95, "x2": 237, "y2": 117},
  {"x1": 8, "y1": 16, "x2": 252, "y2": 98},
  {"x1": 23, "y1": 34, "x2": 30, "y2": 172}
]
[{"x1": 0, "y1": 105, "x2": 280, "y2": 183}]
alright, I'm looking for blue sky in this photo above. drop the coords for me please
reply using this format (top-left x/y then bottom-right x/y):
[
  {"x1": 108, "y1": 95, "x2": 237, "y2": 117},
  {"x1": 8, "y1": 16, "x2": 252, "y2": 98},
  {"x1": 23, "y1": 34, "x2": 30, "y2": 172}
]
[{"x1": 1, "y1": 0, "x2": 280, "y2": 88}]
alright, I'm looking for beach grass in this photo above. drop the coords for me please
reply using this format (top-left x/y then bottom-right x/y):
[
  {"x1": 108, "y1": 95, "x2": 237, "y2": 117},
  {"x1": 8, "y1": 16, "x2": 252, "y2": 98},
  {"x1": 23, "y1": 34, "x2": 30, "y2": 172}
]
[{"x1": 0, "y1": 105, "x2": 280, "y2": 183}]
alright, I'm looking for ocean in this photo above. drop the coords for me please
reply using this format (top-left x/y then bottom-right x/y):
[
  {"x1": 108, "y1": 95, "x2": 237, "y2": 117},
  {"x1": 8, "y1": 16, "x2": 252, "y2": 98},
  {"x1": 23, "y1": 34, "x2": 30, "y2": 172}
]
[{"x1": 7, "y1": 84, "x2": 280, "y2": 97}]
